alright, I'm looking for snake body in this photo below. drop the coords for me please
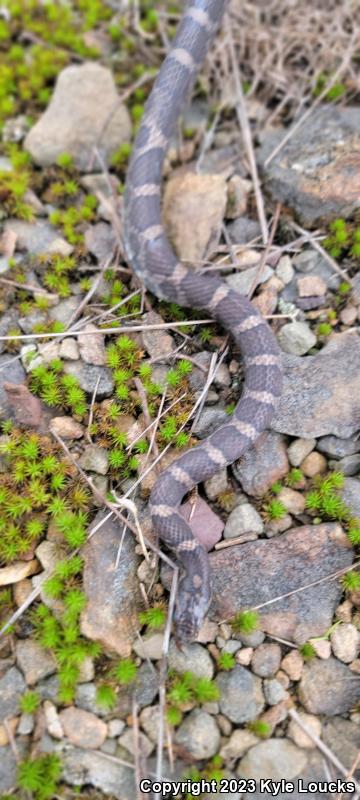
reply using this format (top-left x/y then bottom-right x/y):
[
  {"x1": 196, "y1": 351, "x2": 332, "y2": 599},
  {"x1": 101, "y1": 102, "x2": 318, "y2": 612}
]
[{"x1": 124, "y1": 0, "x2": 282, "y2": 640}]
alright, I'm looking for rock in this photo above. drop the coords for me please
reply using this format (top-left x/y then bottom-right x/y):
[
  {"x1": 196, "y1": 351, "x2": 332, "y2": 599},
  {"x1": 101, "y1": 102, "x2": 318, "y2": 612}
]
[
  {"x1": 227, "y1": 217, "x2": 262, "y2": 245},
  {"x1": 16, "y1": 639, "x2": 56, "y2": 685},
  {"x1": 62, "y1": 745, "x2": 135, "y2": 799},
  {"x1": 317, "y1": 435, "x2": 360, "y2": 459},
  {"x1": 277, "y1": 487, "x2": 305, "y2": 515},
  {"x1": 204, "y1": 468, "x2": 229, "y2": 501},
  {"x1": 0, "y1": 559, "x2": 39, "y2": 586},
  {"x1": 226, "y1": 264, "x2": 274, "y2": 295},
  {"x1": 180, "y1": 496, "x2": 224, "y2": 550},
  {"x1": 226, "y1": 175, "x2": 250, "y2": 219},
  {"x1": 59, "y1": 706, "x2": 107, "y2": 749},
  {"x1": 297, "y1": 275, "x2": 327, "y2": 297},
  {"x1": 163, "y1": 172, "x2": 227, "y2": 261},
  {"x1": 287, "y1": 438, "x2": 316, "y2": 467},
  {"x1": 281, "y1": 651, "x2": 304, "y2": 681},
  {"x1": 175, "y1": 709, "x2": 220, "y2": 759},
  {"x1": 81, "y1": 511, "x2": 141, "y2": 656},
  {"x1": 133, "y1": 632, "x2": 164, "y2": 661},
  {"x1": 258, "y1": 106, "x2": 360, "y2": 225},
  {"x1": 341, "y1": 477, "x2": 360, "y2": 518},
  {"x1": 310, "y1": 639, "x2": 331, "y2": 660},
  {"x1": 63, "y1": 361, "x2": 114, "y2": 398},
  {"x1": 77, "y1": 324, "x2": 106, "y2": 366},
  {"x1": 84, "y1": 222, "x2": 117, "y2": 262},
  {"x1": 236, "y1": 647, "x2": 253, "y2": 666},
  {"x1": 299, "y1": 656, "x2": 360, "y2": 715},
  {"x1": 251, "y1": 644, "x2": 282, "y2": 677},
  {"x1": 168, "y1": 640, "x2": 214, "y2": 679},
  {"x1": 220, "y1": 729, "x2": 258, "y2": 761},
  {"x1": 278, "y1": 321, "x2": 316, "y2": 356},
  {"x1": 276, "y1": 256, "x2": 294, "y2": 285},
  {"x1": 216, "y1": 665, "x2": 264, "y2": 724},
  {"x1": 238, "y1": 738, "x2": 308, "y2": 780},
  {"x1": 107, "y1": 718, "x2": 125, "y2": 737},
  {"x1": 273, "y1": 333, "x2": 360, "y2": 438},
  {"x1": 232, "y1": 432, "x2": 289, "y2": 497},
  {"x1": 263, "y1": 678, "x2": 287, "y2": 705},
  {"x1": 334, "y1": 454, "x2": 360, "y2": 476},
  {"x1": 300, "y1": 451, "x2": 327, "y2": 477},
  {"x1": 49, "y1": 296, "x2": 82, "y2": 326},
  {"x1": 59, "y1": 337, "x2": 79, "y2": 360},
  {"x1": 321, "y1": 717, "x2": 360, "y2": 772},
  {"x1": 224, "y1": 503, "x2": 264, "y2": 539},
  {"x1": 193, "y1": 406, "x2": 229, "y2": 439},
  {"x1": 49, "y1": 416, "x2": 84, "y2": 439},
  {"x1": 3, "y1": 382, "x2": 44, "y2": 429},
  {"x1": 330, "y1": 623, "x2": 360, "y2": 663},
  {"x1": 119, "y1": 727, "x2": 153, "y2": 758},
  {"x1": 0, "y1": 667, "x2": 25, "y2": 722},
  {"x1": 17, "y1": 711, "x2": 33, "y2": 735},
  {"x1": 25, "y1": 63, "x2": 131, "y2": 171},
  {"x1": 140, "y1": 311, "x2": 174, "y2": 359},
  {"x1": 0, "y1": 742, "x2": 26, "y2": 794},
  {"x1": 288, "y1": 711, "x2": 322, "y2": 749},
  {"x1": 139, "y1": 705, "x2": 161, "y2": 743},
  {"x1": 44, "y1": 700, "x2": 64, "y2": 739},
  {"x1": 206, "y1": 523, "x2": 353, "y2": 641},
  {"x1": 4, "y1": 218, "x2": 72, "y2": 256},
  {"x1": 0, "y1": 355, "x2": 26, "y2": 418},
  {"x1": 133, "y1": 662, "x2": 159, "y2": 709},
  {"x1": 78, "y1": 444, "x2": 109, "y2": 475}
]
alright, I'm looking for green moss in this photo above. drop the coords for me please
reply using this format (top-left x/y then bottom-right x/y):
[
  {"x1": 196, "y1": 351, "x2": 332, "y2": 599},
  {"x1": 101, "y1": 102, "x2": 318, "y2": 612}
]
[
  {"x1": 18, "y1": 753, "x2": 62, "y2": 800},
  {"x1": 217, "y1": 651, "x2": 236, "y2": 671},
  {"x1": 232, "y1": 609, "x2": 259, "y2": 635},
  {"x1": 139, "y1": 605, "x2": 166, "y2": 629},
  {"x1": 19, "y1": 690, "x2": 40, "y2": 714},
  {"x1": 299, "y1": 641, "x2": 316, "y2": 660},
  {"x1": 248, "y1": 719, "x2": 271, "y2": 738}
]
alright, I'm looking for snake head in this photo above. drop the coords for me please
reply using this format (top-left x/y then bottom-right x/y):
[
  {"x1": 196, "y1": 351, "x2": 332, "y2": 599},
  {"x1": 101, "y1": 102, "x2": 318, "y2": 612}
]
[{"x1": 173, "y1": 572, "x2": 211, "y2": 643}]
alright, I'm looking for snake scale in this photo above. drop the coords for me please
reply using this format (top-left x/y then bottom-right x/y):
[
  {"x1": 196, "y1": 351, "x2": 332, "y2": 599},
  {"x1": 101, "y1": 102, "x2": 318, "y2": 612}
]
[{"x1": 123, "y1": 0, "x2": 283, "y2": 641}]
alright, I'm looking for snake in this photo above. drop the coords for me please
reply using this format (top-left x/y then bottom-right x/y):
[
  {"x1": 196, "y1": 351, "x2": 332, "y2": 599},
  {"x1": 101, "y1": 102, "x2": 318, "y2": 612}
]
[{"x1": 123, "y1": 0, "x2": 283, "y2": 641}]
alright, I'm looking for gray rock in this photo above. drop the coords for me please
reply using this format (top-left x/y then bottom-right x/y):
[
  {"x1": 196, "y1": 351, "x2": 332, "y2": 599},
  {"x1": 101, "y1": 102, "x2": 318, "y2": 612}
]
[
  {"x1": 0, "y1": 355, "x2": 26, "y2": 418},
  {"x1": 18, "y1": 309, "x2": 48, "y2": 334},
  {"x1": 322, "y1": 717, "x2": 360, "y2": 772},
  {"x1": 292, "y1": 250, "x2": 341, "y2": 291},
  {"x1": 84, "y1": 222, "x2": 117, "y2": 262},
  {"x1": 4, "y1": 218, "x2": 72, "y2": 256},
  {"x1": 273, "y1": 333, "x2": 360, "y2": 438},
  {"x1": 227, "y1": 217, "x2": 262, "y2": 244},
  {"x1": 226, "y1": 264, "x2": 274, "y2": 295},
  {"x1": 192, "y1": 406, "x2": 229, "y2": 439},
  {"x1": 175, "y1": 709, "x2": 220, "y2": 759},
  {"x1": 133, "y1": 662, "x2": 159, "y2": 709},
  {"x1": 332, "y1": 454, "x2": 360, "y2": 476},
  {"x1": 49, "y1": 296, "x2": 82, "y2": 325},
  {"x1": 63, "y1": 361, "x2": 114, "y2": 398},
  {"x1": 62, "y1": 745, "x2": 135, "y2": 799},
  {"x1": 263, "y1": 678, "x2": 287, "y2": 705},
  {"x1": 276, "y1": 256, "x2": 294, "y2": 285},
  {"x1": 238, "y1": 738, "x2": 308, "y2": 780},
  {"x1": 0, "y1": 666, "x2": 25, "y2": 721},
  {"x1": 75, "y1": 683, "x2": 108, "y2": 717},
  {"x1": 0, "y1": 311, "x2": 18, "y2": 354},
  {"x1": 78, "y1": 444, "x2": 109, "y2": 475},
  {"x1": 119, "y1": 727, "x2": 154, "y2": 758},
  {"x1": 204, "y1": 468, "x2": 228, "y2": 501},
  {"x1": 216, "y1": 665, "x2": 264, "y2": 724},
  {"x1": 224, "y1": 503, "x2": 264, "y2": 539},
  {"x1": 168, "y1": 640, "x2": 214, "y2": 679},
  {"x1": 341, "y1": 477, "x2": 360, "y2": 518},
  {"x1": 207, "y1": 523, "x2": 353, "y2": 642},
  {"x1": 278, "y1": 321, "x2": 316, "y2": 356},
  {"x1": 18, "y1": 711, "x2": 34, "y2": 735},
  {"x1": 25, "y1": 63, "x2": 131, "y2": 171},
  {"x1": 258, "y1": 106, "x2": 360, "y2": 225},
  {"x1": 299, "y1": 657, "x2": 360, "y2": 715},
  {"x1": 0, "y1": 742, "x2": 26, "y2": 793},
  {"x1": 16, "y1": 639, "x2": 56, "y2": 685},
  {"x1": 287, "y1": 438, "x2": 316, "y2": 467},
  {"x1": 77, "y1": 323, "x2": 106, "y2": 366},
  {"x1": 233, "y1": 431, "x2": 289, "y2": 497},
  {"x1": 251, "y1": 643, "x2": 281, "y2": 677},
  {"x1": 81, "y1": 511, "x2": 141, "y2": 656}
]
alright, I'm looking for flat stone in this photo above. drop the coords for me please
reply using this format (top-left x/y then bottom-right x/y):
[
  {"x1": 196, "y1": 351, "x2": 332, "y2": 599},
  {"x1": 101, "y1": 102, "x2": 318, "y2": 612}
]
[
  {"x1": 49, "y1": 296, "x2": 82, "y2": 326},
  {"x1": 238, "y1": 738, "x2": 308, "y2": 780},
  {"x1": 276, "y1": 256, "x2": 294, "y2": 285},
  {"x1": 141, "y1": 310, "x2": 174, "y2": 359},
  {"x1": 0, "y1": 667, "x2": 25, "y2": 722},
  {"x1": 163, "y1": 172, "x2": 227, "y2": 261},
  {"x1": 226, "y1": 264, "x2": 274, "y2": 295},
  {"x1": 168, "y1": 639, "x2": 214, "y2": 679},
  {"x1": 0, "y1": 559, "x2": 39, "y2": 587},
  {"x1": 25, "y1": 63, "x2": 131, "y2": 171},
  {"x1": 63, "y1": 361, "x2": 114, "y2": 398},
  {"x1": 321, "y1": 717, "x2": 360, "y2": 772},
  {"x1": 59, "y1": 337, "x2": 79, "y2": 360},
  {"x1": 77, "y1": 324, "x2": 106, "y2": 366},
  {"x1": 330, "y1": 623, "x2": 360, "y2": 663},
  {"x1": 224, "y1": 503, "x2": 264, "y2": 539},
  {"x1": 317, "y1": 435, "x2": 360, "y2": 458},
  {"x1": 62, "y1": 745, "x2": 135, "y2": 799},
  {"x1": 133, "y1": 632, "x2": 164, "y2": 661},
  {"x1": 216, "y1": 665, "x2": 264, "y2": 724},
  {"x1": 180, "y1": 496, "x2": 224, "y2": 550},
  {"x1": 16, "y1": 639, "x2": 56, "y2": 685},
  {"x1": 59, "y1": 706, "x2": 107, "y2": 749},
  {"x1": 281, "y1": 650, "x2": 304, "y2": 681},
  {"x1": 49, "y1": 416, "x2": 84, "y2": 439},
  {"x1": 4, "y1": 218, "x2": 71, "y2": 256},
  {"x1": 299, "y1": 656, "x2": 360, "y2": 715},
  {"x1": 220, "y1": 729, "x2": 258, "y2": 761},
  {"x1": 341, "y1": 477, "x2": 360, "y2": 518},
  {"x1": 81, "y1": 511, "x2": 141, "y2": 656},
  {"x1": 233, "y1": 431, "x2": 289, "y2": 497},
  {"x1": 0, "y1": 355, "x2": 25, "y2": 419},
  {"x1": 2, "y1": 382, "x2": 44, "y2": 429},
  {"x1": 0, "y1": 742, "x2": 26, "y2": 794},
  {"x1": 273, "y1": 333, "x2": 360, "y2": 438},
  {"x1": 258, "y1": 106, "x2": 360, "y2": 225},
  {"x1": 227, "y1": 217, "x2": 262, "y2": 245},
  {"x1": 263, "y1": 678, "x2": 287, "y2": 705},
  {"x1": 288, "y1": 711, "x2": 322, "y2": 749},
  {"x1": 251, "y1": 643, "x2": 282, "y2": 677},
  {"x1": 78, "y1": 444, "x2": 109, "y2": 475},
  {"x1": 207, "y1": 523, "x2": 353, "y2": 642},
  {"x1": 278, "y1": 321, "x2": 316, "y2": 356},
  {"x1": 119, "y1": 727, "x2": 154, "y2": 758},
  {"x1": 84, "y1": 222, "x2": 117, "y2": 262},
  {"x1": 175, "y1": 709, "x2": 220, "y2": 759}
]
